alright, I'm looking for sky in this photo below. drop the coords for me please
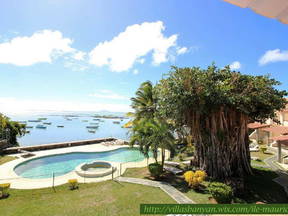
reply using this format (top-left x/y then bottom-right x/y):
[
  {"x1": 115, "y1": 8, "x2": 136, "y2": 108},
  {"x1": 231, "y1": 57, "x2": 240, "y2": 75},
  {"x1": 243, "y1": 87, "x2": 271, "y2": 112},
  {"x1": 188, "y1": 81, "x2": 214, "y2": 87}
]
[{"x1": 0, "y1": 0, "x2": 288, "y2": 115}]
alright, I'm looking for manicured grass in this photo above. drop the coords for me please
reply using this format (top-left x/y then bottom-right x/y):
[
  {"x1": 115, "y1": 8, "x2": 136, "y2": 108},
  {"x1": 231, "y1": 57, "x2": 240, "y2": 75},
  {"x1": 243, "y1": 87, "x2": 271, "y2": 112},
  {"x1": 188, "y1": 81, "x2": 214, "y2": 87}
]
[
  {"x1": 0, "y1": 180, "x2": 176, "y2": 216},
  {"x1": 123, "y1": 166, "x2": 288, "y2": 204},
  {"x1": 251, "y1": 151, "x2": 273, "y2": 160},
  {"x1": 250, "y1": 151, "x2": 273, "y2": 166},
  {"x1": 123, "y1": 167, "x2": 211, "y2": 203},
  {"x1": 238, "y1": 167, "x2": 288, "y2": 203},
  {"x1": 0, "y1": 155, "x2": 17, "y2": 165}
]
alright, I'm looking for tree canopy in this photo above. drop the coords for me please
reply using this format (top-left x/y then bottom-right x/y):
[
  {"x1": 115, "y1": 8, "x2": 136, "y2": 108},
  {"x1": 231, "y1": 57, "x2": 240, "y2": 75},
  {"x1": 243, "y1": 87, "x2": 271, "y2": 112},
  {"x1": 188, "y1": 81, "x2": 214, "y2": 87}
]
[
  {"x1": 155, "y1": 64, "x2": 287, "y2": 180},
  {"x1": 0, "y1": 113, "x2": 26, "y2": 150},
  {"x1": 156, "y1": 65, "x2": 287, "y2": 124}
]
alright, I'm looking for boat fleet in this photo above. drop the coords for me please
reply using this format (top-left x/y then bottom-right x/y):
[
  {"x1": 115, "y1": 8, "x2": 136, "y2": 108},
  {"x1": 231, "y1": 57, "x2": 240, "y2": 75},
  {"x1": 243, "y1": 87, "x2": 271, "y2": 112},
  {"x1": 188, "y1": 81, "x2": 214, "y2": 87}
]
[{"x1": 17, "y1": 116, "x2": 127, "y2": 135}]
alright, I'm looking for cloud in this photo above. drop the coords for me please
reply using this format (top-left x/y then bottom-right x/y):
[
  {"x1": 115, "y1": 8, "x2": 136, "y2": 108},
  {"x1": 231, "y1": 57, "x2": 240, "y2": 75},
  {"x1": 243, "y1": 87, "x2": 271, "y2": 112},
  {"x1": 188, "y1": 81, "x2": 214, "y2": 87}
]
[
  {"x1": 89, "y1": 90, "x2": 129, "y2": 100},
  {"x1": 73, "y1": 51, "x2": 86, "y2": 61},
  {"x1": 0, "y1": 30, "x2": 75, "y2": 66},
  {"x1": 137, "y1": 58, "x2": 145, "y2": 64},
  {"x1": 89, "y1": 21, "x2": 179, "y2": 72},
  {"x1": 64, "y1": 61, "x2": 89, "y2": 71},
  {"x1": 229, "y1": 61, "x2": 241, "y2": 70},
  {"x1": 133, "y1": 69, "x2": 139, "y2": 75},
  {"x1": 259, "y1": 49, "x2": 288, "y2": 65},
  {"x1": 176, "y1": 47, "x2": 188, "y2": 55},
  {"x1": 0, "y1": 97, "x2": 131, "y2": 115}
]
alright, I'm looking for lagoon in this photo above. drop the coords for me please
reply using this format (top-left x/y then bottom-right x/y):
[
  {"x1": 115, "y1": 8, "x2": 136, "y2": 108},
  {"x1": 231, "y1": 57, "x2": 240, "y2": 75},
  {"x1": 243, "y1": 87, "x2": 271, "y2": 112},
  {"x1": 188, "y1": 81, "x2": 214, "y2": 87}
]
[{"x1": 9, "y1": 114, "x2": 130, "y2": 146}]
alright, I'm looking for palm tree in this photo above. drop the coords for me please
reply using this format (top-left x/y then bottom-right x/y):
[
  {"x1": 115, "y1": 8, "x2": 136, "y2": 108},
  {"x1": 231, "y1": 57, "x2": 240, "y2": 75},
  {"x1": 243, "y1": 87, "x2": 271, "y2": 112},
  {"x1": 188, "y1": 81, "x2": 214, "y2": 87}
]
[
  {"x1": 130, "y1": 118, "x2": 175, "y2": 167},
  {"x1": 129, "y1": 81, "x2": 175, "y2": 173},
  {"x1": 131, "y1": 81, "x2": 156, "y2": 120}
]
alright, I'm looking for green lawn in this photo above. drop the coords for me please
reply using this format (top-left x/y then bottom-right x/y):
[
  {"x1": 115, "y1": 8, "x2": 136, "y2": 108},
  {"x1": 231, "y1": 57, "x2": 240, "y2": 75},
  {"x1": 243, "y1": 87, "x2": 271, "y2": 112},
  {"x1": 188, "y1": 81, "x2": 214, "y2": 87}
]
[
  {"x1": 0, "y1": 180, "x2": 176, "y2": 216},
  {"x1": 123, "y1": 166, "x2": 288, "y2": 204},
  {"x1": 250, "y1": 151, "x2": 273, "y2": 166},
  {"x1": 251, "y1": 151, "x2": 273, "y2": 160},
  {"x1": 239, "y1": 167, "x2": 288, "y2": 203},
  {"x1": 0, "y1": 155, "x2": 16, "y2": 165},
  {"x1": 123, "y1": 167, "x2": 211, "y2": 203}
]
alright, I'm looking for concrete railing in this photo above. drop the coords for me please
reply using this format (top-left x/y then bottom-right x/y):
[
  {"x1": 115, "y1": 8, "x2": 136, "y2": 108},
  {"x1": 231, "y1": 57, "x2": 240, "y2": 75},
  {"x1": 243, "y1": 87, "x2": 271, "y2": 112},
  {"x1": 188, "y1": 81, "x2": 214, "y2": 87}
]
[{"x1": 3, "y1": 137, "x2": 118, "y2": 154}]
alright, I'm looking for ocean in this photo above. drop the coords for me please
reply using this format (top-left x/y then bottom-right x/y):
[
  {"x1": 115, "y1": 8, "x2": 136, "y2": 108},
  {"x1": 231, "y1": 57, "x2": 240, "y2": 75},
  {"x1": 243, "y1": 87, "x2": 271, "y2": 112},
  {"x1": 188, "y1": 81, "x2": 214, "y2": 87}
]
[{"x1": 7, "y1": 113, "x2": 130, "y2": 146}]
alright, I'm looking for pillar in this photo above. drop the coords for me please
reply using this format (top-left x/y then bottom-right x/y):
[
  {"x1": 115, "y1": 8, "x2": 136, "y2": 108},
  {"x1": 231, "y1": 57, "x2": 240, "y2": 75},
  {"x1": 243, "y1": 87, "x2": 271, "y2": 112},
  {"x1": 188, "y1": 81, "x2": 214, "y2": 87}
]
[
  {"x1": 279, "y1": 113, "x2": 284, "y2": 125},
  {"x1": 278, "y1": 140, "x2": 282, "y2": 163}
]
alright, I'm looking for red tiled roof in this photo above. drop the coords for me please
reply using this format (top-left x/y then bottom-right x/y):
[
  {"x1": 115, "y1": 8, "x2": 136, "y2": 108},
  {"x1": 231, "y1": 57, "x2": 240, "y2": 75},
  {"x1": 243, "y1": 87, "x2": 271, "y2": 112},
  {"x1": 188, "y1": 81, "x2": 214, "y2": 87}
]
[
  {"x1": 272, "y1": 135, "x2": 288, "y2": 142},
  {"x1": 261, "y1": 126, "x2": 288, "y2": 135},
  {"x1": 248, "y1": 122, "x2": 269, "y2": 129}
]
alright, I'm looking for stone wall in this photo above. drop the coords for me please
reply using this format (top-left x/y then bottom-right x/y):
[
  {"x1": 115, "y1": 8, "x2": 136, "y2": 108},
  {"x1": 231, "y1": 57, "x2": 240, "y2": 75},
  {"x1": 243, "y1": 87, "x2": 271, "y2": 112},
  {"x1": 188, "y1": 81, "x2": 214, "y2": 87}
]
[{"x1": 3, "y1": 137, "x2": 117, "y2": 154}]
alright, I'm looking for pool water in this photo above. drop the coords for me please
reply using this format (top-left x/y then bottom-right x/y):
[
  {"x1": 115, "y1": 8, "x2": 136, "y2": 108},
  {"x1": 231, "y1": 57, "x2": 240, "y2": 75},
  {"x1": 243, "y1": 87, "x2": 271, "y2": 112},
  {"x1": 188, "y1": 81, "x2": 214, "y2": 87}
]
[{"x1": 14, "y1": 148, "x2": 146, "y2": 179}]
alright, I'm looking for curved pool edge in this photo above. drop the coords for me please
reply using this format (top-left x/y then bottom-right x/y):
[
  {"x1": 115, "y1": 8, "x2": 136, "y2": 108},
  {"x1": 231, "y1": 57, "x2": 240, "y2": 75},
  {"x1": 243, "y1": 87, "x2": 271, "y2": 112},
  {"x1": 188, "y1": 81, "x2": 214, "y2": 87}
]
[
  {"x1": 0, "y1": 143, "x2": 167, "y2": 189},
  {"x1": 12, "y1": 146, "x2": 139, "y2": 177}
]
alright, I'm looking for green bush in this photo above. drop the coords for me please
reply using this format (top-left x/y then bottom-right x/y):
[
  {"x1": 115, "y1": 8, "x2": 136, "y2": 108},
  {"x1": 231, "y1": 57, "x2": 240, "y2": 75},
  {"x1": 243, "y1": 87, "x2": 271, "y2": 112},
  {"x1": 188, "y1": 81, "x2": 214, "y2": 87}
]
[
  {"x1": 148, "y1": 163, "x2": 163, "y2": 178},
  {"x1": 208, "y1": 182, "x2": 233, "y2": 204},
  {"x1": 0, "y1": 183, "x2": 10, "y2": 198},
  {"x1": 260, "y1": 146, "x2": 267, "y2": 154}
]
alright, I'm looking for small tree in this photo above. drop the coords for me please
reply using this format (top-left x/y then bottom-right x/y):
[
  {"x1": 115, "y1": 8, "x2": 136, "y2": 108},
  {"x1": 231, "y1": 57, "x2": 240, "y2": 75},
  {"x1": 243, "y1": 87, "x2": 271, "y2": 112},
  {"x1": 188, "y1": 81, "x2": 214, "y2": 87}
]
[
  {"x1": 0, "y1": 114, "x2": 25, "y2": 153},
  {"x1": 130, "y1": 118, "x2": 175, "y2": 168},
  {"x1": 129, "y1": 81, "x2": 175, "y2": 171}
]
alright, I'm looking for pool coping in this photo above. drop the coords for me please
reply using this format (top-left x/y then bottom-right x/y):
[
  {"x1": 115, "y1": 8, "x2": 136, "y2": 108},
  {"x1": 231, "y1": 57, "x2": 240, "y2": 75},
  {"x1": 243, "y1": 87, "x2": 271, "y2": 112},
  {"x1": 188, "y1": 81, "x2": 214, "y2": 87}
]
[{"x1": 0, "y1": 143, "x2": 160, "y2": 189}]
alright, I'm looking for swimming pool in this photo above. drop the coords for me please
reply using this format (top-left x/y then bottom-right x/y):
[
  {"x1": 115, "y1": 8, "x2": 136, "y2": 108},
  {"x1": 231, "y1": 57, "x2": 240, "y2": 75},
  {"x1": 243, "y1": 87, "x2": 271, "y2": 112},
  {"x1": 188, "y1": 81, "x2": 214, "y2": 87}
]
[{"x1": 14, "y1": 148, "x2": 146, "y2": 179}]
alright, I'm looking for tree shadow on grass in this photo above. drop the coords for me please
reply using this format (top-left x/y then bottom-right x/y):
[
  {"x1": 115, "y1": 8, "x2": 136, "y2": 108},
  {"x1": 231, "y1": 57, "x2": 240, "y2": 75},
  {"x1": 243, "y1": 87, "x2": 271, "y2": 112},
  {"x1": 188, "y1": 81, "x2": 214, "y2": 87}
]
[{"x1": 237, "y1": 168, "x2": 288, "y2": 203}]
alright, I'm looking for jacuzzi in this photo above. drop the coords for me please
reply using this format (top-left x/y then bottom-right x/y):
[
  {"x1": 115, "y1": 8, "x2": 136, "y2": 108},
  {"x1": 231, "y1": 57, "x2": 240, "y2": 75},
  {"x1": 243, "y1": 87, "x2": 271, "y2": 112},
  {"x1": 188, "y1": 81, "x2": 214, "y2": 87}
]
[{"x1": 75, "y1": 161, "x2": 116, "y2": 178}]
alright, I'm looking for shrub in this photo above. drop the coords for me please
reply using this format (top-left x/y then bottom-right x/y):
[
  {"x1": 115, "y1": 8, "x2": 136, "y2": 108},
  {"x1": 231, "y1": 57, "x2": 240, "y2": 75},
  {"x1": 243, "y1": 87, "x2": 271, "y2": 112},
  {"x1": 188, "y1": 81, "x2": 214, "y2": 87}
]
[
  {"x1": 68, "y1": 179, "x2": 78, "y2": 190},
  {"x1": 208, "y1": 182, "x2": 233, "y2": 204},
  {"x1": 184, "y1": 170, "x2": 206, "y2": 189},
  {"x1": 0, "y1": 183, "x2": 10, "y2": 198},
  {"x1": 260, "y1": 146, "x2": 267, "y2": 154},
  {"x1": 148, "y1": 163, "x2": 163, "y2": 178},
  {"x1": 178, "y1": 153, "x2": 184, "y2": 161}
]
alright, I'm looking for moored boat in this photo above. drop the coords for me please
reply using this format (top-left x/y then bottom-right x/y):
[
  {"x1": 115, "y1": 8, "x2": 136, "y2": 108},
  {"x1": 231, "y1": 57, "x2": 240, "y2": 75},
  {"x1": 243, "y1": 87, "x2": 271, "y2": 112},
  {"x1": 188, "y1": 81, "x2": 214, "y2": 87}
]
[
  {"x1": 17, "y1": 121, "x2": 27, "y2": 124},
  {"x1": 86, "y1": 126, "x2": 98, "y2": 129},
  {"x1": 36, "y1": 125, "x2": 47, "y2": 129},
  {"x1": 28, "y1": 120, "x2": 41, "y2": 122}
]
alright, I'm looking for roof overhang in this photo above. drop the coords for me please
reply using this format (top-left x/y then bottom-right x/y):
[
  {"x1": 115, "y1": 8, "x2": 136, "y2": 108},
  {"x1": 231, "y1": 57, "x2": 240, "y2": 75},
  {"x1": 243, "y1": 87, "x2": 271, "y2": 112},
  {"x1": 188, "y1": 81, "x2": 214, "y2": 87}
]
[
  {"x1": 224, "y1": 0, "x2": 288, "y2": 24},
  {"x1": 248, "y1": 122, "x2": 270, "y2": 129}
]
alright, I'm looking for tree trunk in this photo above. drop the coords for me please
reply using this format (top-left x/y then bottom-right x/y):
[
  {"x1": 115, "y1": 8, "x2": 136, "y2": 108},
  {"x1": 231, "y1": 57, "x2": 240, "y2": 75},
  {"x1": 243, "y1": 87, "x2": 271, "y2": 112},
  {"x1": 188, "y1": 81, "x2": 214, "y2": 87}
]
[
  {"x1": 189, "y1": 107, "x2": 252, "y2": 180},
  {"x1": 161, "y1": 148, "x2": 165, "y2": 168}
]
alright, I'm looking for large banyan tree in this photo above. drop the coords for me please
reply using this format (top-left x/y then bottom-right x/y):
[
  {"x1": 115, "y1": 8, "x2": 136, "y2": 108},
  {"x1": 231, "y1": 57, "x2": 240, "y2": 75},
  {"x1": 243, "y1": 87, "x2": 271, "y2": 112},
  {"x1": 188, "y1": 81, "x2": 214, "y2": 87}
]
[{"x1": 155, "y1": 64, "x2": 287, "y2": 180}]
